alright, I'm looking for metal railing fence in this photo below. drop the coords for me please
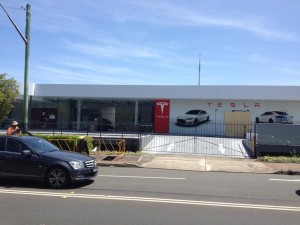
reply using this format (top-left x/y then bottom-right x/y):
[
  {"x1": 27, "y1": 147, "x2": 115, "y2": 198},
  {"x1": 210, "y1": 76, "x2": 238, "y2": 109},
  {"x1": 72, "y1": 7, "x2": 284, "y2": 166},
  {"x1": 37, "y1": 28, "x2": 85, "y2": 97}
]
[
  {"x1": 2, "y1": 119, "x2": 298, "y2": 158},
  {"x1": 1, "y1": 120, "x2": 255, "y2": 137},
  {"x1": 1, "y1": 120, "x2": 256, "y2": 157}
]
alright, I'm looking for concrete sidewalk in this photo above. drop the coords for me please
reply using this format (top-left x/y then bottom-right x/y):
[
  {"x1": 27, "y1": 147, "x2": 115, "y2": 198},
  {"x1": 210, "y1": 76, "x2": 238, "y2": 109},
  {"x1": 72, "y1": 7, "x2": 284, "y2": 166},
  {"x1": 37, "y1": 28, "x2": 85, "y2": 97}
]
[{"x1": 93, "y1": 153, "x2": 300, "y2": 175}]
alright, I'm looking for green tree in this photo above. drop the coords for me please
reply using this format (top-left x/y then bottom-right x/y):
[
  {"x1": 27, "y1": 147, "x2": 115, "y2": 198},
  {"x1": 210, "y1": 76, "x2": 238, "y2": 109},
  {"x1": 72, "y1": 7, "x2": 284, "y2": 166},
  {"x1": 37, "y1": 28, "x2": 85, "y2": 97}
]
[{"x1": 0, "y1": 73, "x2": 19, "y2": 124}]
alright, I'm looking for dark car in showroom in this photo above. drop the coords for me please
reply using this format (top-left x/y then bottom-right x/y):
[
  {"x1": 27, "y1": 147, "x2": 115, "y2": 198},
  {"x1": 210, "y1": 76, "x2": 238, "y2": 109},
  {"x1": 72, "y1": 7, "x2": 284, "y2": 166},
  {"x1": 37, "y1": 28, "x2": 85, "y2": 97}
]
[
  {"x1": 0, "y1": 135, "x2": 98, "y2": 188},
  {"x1": 96, "y1": 118, "x2": 114, "y2": 131}
]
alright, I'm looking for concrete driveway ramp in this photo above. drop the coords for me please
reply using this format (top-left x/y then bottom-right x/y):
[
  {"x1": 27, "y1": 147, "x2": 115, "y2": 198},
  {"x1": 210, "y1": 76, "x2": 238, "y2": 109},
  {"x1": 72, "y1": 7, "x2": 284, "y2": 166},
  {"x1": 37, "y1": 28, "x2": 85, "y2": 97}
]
[
  {"x1": 142, "y1": 135, "x2": 250, "y2": 158},
  {"x1": 141, "y1": 156, "x2": 206, "y2": 171},
  {"x1": 140, "y1": 154, "x2": 277, "y2": 173}
]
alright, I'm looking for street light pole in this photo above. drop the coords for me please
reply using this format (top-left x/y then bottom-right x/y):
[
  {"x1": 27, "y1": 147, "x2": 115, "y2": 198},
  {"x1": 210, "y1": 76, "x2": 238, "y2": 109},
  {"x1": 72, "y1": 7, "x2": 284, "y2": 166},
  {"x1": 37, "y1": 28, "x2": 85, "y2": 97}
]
[{"x1": 0, "y1": 4, "x2": 31, "y2": 130}]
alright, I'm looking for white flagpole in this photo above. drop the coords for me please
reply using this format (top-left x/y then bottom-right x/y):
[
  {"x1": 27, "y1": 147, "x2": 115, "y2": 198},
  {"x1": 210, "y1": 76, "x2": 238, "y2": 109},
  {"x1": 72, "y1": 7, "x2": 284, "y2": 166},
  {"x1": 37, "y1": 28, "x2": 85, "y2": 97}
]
[{"x1": 198, "y1": 53, "x2": 201, "y2": 86}]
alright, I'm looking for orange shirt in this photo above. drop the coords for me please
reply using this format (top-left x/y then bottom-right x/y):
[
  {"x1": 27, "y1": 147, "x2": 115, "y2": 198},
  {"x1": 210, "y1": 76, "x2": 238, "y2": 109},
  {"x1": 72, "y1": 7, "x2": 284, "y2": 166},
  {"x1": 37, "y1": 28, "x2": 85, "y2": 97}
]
[{"x1": 6, "y1": 126, "x2": 20, "y2": 135}]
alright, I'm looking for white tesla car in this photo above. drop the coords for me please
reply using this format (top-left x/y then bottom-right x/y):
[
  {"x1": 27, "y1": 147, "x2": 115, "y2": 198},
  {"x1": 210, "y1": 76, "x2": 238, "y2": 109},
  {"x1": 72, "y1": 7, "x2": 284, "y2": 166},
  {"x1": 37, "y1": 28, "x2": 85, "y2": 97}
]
[
  {"x1": 176, "y1": 109, "x2": 209, "y2": 126},
  {"x1": 256, "y1": 111, "x2": 293, "y2": 124}
]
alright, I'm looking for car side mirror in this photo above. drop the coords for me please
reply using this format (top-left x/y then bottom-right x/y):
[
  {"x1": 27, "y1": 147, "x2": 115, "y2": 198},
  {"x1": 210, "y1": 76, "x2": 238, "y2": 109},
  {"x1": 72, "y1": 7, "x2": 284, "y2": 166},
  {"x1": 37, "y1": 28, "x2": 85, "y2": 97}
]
[{"x1": 21, "y1": 150, "x2": 32, "y2": 157}]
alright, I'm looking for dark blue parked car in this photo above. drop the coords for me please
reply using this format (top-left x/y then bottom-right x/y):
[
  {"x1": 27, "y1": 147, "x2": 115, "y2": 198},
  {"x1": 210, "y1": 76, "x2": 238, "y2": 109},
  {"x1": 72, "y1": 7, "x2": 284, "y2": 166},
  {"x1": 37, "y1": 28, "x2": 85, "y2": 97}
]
[{"x1": 0, "y1": 135, "x2": 98, "y2": 188}]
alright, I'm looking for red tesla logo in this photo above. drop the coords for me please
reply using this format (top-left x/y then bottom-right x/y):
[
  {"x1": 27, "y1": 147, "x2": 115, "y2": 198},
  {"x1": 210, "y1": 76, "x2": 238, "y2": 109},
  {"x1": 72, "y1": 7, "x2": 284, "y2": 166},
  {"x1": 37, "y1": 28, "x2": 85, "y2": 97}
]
[{"x1": 156, "y1": 102, "x2": 169, "y2": 114}]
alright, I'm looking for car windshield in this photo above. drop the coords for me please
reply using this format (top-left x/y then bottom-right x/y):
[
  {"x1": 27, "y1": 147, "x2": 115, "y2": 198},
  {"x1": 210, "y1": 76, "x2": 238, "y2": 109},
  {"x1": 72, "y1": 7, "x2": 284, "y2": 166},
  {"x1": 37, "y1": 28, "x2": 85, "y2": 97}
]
[
  {"x1": 186, "y1": 110, "x2": 200, "y2": 115},
  {"x1": 25, "y1": 137, "x2": 60, "y2": 153},
  {"x1": 274, "y1": 111, "x2": 287, "y2": 115}
]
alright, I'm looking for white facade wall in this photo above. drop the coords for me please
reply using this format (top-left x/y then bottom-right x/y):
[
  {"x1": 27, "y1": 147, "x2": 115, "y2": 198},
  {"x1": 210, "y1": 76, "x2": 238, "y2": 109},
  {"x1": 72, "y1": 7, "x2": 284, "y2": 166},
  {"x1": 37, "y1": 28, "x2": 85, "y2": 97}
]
[
  {"x1": 27, "y1": 84, "x2": 300, "y2": 122},
  {"x1": 31, "y1": 84, "x2": 300, "y2": 101}
]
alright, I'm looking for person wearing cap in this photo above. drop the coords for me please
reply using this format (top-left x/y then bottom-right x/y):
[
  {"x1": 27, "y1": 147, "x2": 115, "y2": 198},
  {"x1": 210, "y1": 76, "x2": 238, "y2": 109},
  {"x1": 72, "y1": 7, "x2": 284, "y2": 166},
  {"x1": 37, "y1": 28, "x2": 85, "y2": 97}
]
[{"x1": 6, "y1": 121, "x2": 20, "y2": 135}]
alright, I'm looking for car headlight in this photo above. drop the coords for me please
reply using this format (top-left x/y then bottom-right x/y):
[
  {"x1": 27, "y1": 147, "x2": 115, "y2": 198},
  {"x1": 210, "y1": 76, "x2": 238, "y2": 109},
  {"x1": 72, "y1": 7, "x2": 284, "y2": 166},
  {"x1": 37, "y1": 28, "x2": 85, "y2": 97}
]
[
  {"x1": 186, "y1": 118, "x2": 194, "y2": 121},
  {"x1": 69, "y1": 161, "x2": 85, "y2": 170}
]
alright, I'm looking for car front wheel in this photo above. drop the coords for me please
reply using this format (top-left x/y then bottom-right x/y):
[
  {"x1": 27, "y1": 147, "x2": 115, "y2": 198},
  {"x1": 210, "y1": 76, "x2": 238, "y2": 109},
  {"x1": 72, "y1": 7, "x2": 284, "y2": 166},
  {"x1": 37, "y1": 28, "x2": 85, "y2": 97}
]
[{"x1": 46, "y1": 167, "x2": 70, "y2": 189}]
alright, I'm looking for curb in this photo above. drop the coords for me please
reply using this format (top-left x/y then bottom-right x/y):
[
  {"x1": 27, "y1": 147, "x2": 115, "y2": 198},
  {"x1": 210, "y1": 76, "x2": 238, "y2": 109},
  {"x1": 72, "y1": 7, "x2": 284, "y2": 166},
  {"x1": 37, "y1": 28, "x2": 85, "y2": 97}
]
[
  {"x1": 94, "y1": 154, "x2": 300, "y2": 175},
  {"x1": 97, "y1": 162, "x2": 141, "y2": 168},
  {"x1": 97, "y1": 161, "x2": 300, "y2": 175}
]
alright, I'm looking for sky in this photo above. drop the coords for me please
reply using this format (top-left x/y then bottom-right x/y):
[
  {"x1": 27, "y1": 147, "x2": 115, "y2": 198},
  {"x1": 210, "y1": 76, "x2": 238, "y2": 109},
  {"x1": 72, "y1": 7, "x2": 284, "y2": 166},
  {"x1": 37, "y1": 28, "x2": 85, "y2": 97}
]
[{"x1": 0, "y1": 0, "x2": 300, "y2": 86}]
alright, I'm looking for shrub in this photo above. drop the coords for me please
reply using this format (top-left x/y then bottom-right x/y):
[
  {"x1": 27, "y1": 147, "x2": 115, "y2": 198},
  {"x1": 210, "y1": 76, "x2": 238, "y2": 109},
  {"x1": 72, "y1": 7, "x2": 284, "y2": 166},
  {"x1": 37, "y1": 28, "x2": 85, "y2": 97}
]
[
  {"x1": 257, "y1": 155, "x2": 300, "y2": 163},
  {"x1": 35, "y1": 134, "x2": 93, "y2": 152}
]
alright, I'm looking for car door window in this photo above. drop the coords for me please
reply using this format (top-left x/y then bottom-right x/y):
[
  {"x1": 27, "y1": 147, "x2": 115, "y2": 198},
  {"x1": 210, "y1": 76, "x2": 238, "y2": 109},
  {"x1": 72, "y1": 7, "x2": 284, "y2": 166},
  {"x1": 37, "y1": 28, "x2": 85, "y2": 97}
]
[
  {"x1": 6, "y1": 139, "x2": 27, "y2": 153},
  {"x1": 0, "y1": 138, "x2": 6, "y2": 152}
]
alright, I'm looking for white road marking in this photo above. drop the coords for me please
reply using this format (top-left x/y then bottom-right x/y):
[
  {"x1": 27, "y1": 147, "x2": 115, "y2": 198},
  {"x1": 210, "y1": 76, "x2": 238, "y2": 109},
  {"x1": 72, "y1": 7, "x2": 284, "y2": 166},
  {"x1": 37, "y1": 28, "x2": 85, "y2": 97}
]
[
  {"x1": 0, "y1": 189, "x2": 299, "y2": 212},
  {"x1": 98, "y1": 175, "x2": 186, "y2": 180},
  {"x1": 270, "y1": 179, "x2": 300, "y2": 182}
]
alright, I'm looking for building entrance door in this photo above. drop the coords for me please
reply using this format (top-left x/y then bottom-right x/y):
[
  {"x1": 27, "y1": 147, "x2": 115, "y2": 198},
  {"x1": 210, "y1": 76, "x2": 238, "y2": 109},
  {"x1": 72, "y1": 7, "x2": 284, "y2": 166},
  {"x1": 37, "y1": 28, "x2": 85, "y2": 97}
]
[{"x1": 225, "y1": 111, "x2": 252, "y2": 137}]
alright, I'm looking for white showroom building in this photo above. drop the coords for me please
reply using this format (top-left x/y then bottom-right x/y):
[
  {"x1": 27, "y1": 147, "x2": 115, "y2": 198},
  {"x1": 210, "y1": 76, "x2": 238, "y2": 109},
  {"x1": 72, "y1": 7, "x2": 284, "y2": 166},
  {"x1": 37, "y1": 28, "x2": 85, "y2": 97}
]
[{"x1": 6, "y1": 84, "x2": 300, "y2": 137}]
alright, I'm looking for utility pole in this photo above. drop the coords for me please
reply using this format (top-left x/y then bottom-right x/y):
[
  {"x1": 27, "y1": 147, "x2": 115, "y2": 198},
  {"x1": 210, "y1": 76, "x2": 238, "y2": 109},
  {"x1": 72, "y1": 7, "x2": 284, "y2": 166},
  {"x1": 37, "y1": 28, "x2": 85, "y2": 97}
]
[
  {"x1": 0, "y1": 4, "x2": 31, "y2": 130},
  {"x1": 24, "y1": 4, "x2": 31, "y2": 131}
]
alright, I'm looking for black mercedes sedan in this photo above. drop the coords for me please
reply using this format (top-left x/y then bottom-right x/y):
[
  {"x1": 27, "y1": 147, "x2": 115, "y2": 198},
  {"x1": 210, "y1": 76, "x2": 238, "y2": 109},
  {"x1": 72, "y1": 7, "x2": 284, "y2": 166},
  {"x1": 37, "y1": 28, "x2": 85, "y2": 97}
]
[{"x1": 0, "y1": 135, "x2": 98, "y2": 188}]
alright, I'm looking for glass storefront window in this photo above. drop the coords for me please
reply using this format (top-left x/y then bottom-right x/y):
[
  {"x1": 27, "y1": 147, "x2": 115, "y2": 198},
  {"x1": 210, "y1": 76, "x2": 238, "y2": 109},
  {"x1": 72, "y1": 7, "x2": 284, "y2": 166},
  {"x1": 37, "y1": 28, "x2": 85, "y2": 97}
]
[{"x1": 3, "y1": 97, "x2": 155, "y2": 131}]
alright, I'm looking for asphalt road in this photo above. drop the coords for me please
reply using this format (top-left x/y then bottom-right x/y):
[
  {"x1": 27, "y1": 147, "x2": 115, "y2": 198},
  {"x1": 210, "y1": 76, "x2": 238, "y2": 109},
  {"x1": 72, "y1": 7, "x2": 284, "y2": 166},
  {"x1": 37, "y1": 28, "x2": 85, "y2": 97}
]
[{"x1": 0, "y1": 167, "x2": 300, "y2": 225}]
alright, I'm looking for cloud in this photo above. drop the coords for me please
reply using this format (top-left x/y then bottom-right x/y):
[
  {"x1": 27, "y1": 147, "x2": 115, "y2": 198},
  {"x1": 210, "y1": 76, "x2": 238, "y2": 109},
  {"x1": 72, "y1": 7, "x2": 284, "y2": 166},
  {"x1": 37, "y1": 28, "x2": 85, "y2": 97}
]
[
  {"x1": 32, "y1": 63, "x2": 183, "y2": 85},
  {"x1": 249, "y1": 54, "x2": 269, "y2": 63},
  {"x1": 64, "y1": 39, "x2": 161, "y2": 59},
  {"x1": 101, "y1": 0, "x2": 300, "y2": 42},
  {"x1": 277, "y1": 66, "x2": 300, "y2": 77},
  {"x1": 7, "y1": 0, "x2": 299, "y2": 42},
  {"x1": 24, "y1": 0, "x2": 299, "y2": 43},
  {"x1": 61, "y1": 37, "x2": 194, "y2": 71}
]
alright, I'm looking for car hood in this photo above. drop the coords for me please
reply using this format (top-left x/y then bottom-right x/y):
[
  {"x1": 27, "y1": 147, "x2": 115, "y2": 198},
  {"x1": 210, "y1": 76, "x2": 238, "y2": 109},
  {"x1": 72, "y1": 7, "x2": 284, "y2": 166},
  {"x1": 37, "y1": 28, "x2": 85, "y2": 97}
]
[{"x1": 41, "y1": 150, "x2": 95, "y2": 162}]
